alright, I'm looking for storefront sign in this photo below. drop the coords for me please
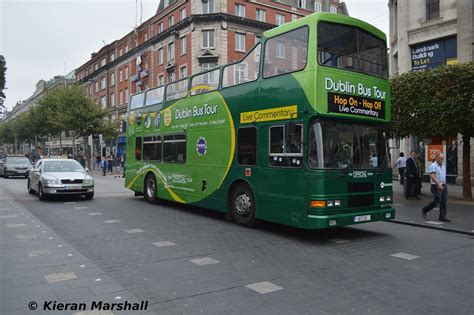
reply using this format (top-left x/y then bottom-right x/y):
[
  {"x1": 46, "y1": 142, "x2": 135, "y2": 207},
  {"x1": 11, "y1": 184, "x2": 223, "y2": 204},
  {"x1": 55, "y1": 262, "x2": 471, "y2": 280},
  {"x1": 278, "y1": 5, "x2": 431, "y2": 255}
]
[
  {"x1": 424, "y1": 144, "x2": 446, "y2": 173},
  {"x1": 411, "y1": 37, "x2": 457, "y2": 71}
]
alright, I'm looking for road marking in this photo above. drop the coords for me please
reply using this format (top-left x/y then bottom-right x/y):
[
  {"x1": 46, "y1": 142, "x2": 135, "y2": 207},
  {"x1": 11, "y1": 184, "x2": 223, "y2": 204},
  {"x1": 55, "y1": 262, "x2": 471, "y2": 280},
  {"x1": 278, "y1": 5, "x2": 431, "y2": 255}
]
[
  {"x1": 6, "y1": 223, "x2": 26, "y2": 228},
  {"x1": 0, "y1": 214, "x2": 18, "y2": 219},
  {"x1": 391, "y1": 252, "x2": 420, "y2": 260},
  {"x1": 246, "y1": 281, "x2": 283, "y2": 294},
  {"x1": 67, "y1": 254, "x2": 73, "y2": 257},
  {"x1": 44, "y1": 272, "x2": 77, "y2": 282},
  {"x1": 190, "y1": 257, "x2": 220, "y2": 266},
  {"x1": 114, "y1": 296, "x2": 122, "y2": 300},
  {"x1": 28, "y1": 249, "x2": 53, "y2": 257},
  {"x1": 58, "y1": 244, "x2": 63, "y2": 247},
  {"x1": 74, "y1": 206, "x2": 89, "y2": 209},
  {"x1": 328, "y1": 238, "x2": 350, "y2": 244},
  {"x1": 153, "y1": 241, "x2": 176, "y2": 247},
  {"x1": 88, "y1": 212, "x2": 102, "y2": 216},
  {"x1": 124, "y1": 228, "x2": 144, "y2": 234},
  {"x1": 426, "y1": 221, "x2": 444, "y2": 225},
  {"x1": 104, "y1": 220, "x2": 121, "y2": 223},
  {"x1": 80, "y1": 265, "x2": 86, "y2": 268},
  {"x1": 95, "y1": 278, "x2": 102, "y2": 282},
  {"x1": 49, "y1": 237, "x2": 54, "y2": 240},
  {"x1": 16, "y1": 234, "x2": 38, "y2": 240},
  {"x1": 64, "y1": 202, "x2": 77, "y2": 205}
]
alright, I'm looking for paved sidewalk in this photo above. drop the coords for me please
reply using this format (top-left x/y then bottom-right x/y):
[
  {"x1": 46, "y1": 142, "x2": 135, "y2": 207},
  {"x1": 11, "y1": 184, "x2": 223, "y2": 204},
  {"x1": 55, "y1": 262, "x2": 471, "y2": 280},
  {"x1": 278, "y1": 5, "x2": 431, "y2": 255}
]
[
  {"x1": 89, "y1": 168, "x2": 124, "y2": 179},
  {"x1": 391, "y1": 181, "x2": 474, "y2": 235}
]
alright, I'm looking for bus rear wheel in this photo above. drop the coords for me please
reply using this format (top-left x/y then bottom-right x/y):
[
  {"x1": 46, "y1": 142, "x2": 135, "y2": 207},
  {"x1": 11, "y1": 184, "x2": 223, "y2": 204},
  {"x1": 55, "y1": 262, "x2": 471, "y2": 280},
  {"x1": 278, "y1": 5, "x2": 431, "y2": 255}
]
[
  {"x1": 230, "y1": 183, "x2": 256, "y2": 227},
  {"x1": 144, "y1": 173, "x2": 159, "y2": 204}
]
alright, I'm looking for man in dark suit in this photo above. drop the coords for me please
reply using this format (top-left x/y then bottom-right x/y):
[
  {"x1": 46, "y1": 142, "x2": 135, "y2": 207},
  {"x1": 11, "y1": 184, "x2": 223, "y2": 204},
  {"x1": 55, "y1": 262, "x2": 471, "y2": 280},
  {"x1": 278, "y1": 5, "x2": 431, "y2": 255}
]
[{"x1": 405, "y1": 151, "x2": 420, "y2": 200}]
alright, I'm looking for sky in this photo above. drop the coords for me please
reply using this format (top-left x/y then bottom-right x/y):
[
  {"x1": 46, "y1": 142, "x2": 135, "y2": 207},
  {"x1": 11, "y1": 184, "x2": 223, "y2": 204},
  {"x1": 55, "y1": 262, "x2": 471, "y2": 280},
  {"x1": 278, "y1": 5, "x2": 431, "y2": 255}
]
[{"x1": 0, "y1": 0, "x2": 389, "y2": 111}]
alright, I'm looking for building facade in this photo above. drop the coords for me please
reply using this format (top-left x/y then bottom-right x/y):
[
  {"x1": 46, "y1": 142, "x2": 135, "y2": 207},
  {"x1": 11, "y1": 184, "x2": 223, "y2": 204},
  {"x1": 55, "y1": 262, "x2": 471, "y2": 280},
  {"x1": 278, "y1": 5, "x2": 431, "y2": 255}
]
[
  {"x1": 75, "y1": 0, "x2": 348, "y2": 157},
  {"x1": 388, "y1": 0, "x2": 473, "y2": 184}
]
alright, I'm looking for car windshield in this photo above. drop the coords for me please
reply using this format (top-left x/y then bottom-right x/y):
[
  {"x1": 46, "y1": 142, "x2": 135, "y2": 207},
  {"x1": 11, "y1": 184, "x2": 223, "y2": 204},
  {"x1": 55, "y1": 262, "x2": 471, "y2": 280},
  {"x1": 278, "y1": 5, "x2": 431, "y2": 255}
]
[
  {"x1": 7, "y1": 157, "x2": 31, "y2": 164},
  {"x1": 309, "y1": 121, "x2": 388, "y2": 169},
  {"x1": 43, "y1": 160, "x2": 84, "y2": 172}
]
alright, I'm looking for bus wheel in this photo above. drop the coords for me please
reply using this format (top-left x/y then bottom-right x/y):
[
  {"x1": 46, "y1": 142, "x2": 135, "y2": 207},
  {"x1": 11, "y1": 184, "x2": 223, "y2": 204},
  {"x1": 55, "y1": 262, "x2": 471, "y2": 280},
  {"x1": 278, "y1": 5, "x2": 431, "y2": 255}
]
[
  {"x1": 230, "y1": 183, "x2": 256, "y2": 227},
  {"x1": 144, "y1": 173, "x2": 159, "y2": 204}
]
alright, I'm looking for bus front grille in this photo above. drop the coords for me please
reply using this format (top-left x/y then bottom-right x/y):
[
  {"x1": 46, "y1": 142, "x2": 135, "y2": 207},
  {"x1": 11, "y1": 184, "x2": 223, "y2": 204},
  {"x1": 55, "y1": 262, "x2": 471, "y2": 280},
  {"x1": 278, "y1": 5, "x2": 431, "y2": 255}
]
[
  {"x1": 348, "y1": 194, "x2": 374, "y2": 208},
  {"x1": 348, "y1": 182, "x2": 374, "y2": 193}
]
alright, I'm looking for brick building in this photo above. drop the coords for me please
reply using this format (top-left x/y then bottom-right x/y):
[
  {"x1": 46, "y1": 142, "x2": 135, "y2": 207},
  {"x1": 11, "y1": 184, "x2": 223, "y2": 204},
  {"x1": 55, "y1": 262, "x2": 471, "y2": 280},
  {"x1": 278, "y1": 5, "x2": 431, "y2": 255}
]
[{"x1": 75, "y1": 0, "x2": 348, "y2": 156}]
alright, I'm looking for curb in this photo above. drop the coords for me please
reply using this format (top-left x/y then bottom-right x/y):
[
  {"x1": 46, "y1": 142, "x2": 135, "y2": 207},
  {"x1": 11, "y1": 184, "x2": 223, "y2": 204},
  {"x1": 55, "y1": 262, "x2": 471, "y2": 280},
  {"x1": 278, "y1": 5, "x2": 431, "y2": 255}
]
[{"x1": 389, "y1": 219, "x2": 474, "y2": 237}]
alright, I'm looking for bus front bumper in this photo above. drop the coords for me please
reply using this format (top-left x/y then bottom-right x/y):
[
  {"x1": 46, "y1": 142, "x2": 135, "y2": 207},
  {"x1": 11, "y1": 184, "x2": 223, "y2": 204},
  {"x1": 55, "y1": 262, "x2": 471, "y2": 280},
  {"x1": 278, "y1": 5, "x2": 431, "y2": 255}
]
[{"x1": 306, "y1": 208, "x2": 395, "y2": 229}]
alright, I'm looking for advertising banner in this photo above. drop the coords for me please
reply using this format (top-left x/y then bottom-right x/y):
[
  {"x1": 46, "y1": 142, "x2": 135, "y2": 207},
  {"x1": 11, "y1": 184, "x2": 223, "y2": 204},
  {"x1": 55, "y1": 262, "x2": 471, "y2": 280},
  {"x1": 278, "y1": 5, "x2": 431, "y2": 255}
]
[
  {"x1": 411, "y1": 37, "x2": 457, "y2": 71},
  {"x1": 424, "y1": 144, "x2": 446, "y2": 173}
]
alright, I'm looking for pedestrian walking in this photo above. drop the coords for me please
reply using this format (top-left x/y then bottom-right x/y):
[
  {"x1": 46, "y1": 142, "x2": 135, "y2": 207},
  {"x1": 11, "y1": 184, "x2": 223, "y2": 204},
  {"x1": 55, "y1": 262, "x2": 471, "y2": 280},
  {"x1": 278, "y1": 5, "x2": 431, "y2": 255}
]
[
  {"x1": 100, "y1": 156, "x2": 107, "y2": 176},
  {"x1": 415, "y1": 152, "x2": 423, "y2": 197},
  {"x1": 107, "y1": 155, "x2": 113, "y2": 174},
  {"x1": 393, "y1": 152, "x2": 407, "y2": 185},
  {"x1": 95, "y1": 155, "x2": 101, "y2": 170},
  {"x1": 405, "y1": 151, "x2": 420, "y2": 200},
  {"x1": 422, "y1": 153, "x2": 450, "y2": 222}
]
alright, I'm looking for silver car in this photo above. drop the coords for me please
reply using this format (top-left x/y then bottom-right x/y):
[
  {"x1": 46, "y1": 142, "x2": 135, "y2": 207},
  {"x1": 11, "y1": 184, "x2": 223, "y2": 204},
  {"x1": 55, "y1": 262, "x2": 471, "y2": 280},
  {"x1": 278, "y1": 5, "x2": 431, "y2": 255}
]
[
  {"x1": 28, "y1": 159, "x2": 94, "y2": 200},
  {"x1": 0, "y1": 156, "x2": 33, "y2": 178}
]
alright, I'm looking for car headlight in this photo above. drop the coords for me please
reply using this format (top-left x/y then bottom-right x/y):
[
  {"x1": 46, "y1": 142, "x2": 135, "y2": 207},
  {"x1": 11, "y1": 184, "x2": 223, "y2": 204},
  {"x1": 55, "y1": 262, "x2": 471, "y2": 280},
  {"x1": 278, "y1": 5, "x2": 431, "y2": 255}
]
[
  {"x1": 83, "y1": 177, "x2": 94, "y2": 185},
  {"x1": 45, "y1": 179, "x2": 61, "y2": 186}
]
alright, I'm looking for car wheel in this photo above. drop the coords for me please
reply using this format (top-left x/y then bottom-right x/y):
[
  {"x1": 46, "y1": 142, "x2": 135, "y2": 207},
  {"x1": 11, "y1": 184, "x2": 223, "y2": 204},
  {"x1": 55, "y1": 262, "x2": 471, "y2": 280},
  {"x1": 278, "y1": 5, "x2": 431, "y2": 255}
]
[
  {"x1": 230, "y1": 183, "x2": 256, "y2": 227},
  {"x1": 27, "y1": 180, "x2": 36, "y2": 194},
  {"x1": 85, "y1": 192, "x2": 94, "y2": 200},
  {"x1": 38, "y1": 183, "x2": 47, "y2": 201},
  {"x1": 144, "y1": 173, "x2": 159, "y2": 204}
]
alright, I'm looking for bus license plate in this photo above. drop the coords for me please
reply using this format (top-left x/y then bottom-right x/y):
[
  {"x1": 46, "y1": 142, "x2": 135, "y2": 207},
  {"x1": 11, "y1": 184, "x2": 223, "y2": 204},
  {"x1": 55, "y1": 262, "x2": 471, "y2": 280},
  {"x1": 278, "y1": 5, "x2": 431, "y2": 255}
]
[{"x1": 354, "y1": 215, "x2": 371, "y2": 222}]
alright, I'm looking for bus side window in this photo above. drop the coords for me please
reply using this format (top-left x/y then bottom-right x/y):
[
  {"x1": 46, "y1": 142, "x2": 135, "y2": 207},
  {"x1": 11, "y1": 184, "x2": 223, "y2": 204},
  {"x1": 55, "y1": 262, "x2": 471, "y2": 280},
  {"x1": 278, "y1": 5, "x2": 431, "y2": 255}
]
[
  {"x1": 135, "y1": 137, "x2": 142, "y2": 161},
  {"x1": 268, "y1": 124, "x2": 303, "y2": 168},
  {"x1": 237, "y1": 127, "x2": 257, "y2": 166},
  {"x1": 163, "y1": 134, "x2": 186, "y2": 163},
  {"x1": 143, "y1": 136, "x2": 162, "y2": 162}
]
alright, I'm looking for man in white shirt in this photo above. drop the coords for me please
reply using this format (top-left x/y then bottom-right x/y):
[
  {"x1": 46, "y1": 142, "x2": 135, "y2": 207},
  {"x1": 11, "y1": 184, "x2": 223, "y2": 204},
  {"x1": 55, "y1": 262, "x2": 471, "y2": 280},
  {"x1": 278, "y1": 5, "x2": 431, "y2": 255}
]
[
  {"x1": 393, "y1": 152, "x2": 407, "y2": 185},
  {"x1": 422, "y1": 153, "x2": 450, "y2": 222}
]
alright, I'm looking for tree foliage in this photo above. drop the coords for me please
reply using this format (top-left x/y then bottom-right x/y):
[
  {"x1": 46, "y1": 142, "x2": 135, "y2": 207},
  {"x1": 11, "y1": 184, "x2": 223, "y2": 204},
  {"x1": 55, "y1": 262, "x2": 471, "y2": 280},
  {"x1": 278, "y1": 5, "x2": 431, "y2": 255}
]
[
  {"x1": 0, "y1": 55, "x2": 6, "y2": 111},
  {"x1": 390, "y1": 62, "x2": 474, "y2": 139}
]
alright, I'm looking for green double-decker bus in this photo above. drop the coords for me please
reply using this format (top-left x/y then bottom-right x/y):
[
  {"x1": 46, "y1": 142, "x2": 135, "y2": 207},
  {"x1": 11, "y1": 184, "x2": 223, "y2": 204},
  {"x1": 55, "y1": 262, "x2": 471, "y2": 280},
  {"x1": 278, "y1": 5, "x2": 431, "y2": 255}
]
[{"x1": 125, "y1": 12, "x2": 395, "y2": 229}]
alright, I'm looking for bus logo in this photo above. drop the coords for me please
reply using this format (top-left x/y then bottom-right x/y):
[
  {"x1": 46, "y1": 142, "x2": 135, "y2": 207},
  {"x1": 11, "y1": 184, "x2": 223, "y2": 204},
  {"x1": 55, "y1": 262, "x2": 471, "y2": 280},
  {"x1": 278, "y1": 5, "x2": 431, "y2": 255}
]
[
  {"x1": 196, "y1": 137, "x2": 207, "y2": 156},
  {"x1": 137, "y1": 113, "x2": 142, "y2": 126},
  {"x1": 163, "y1": 109, "x2": 172, "y2": 126},
  {"x1": 129, "y1": 112, "x2": 135, "y2": 125},
  {"x1": 154, "y1": 112, "x2": 161, "y2": 127},
  {"x1": 144, "y1": 114, "x2": 151, "y2": 128}
]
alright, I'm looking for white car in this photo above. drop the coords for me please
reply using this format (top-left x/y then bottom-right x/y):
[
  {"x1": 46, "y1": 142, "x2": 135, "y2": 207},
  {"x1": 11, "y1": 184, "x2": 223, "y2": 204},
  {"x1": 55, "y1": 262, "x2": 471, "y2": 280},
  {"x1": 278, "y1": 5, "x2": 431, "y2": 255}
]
[{"x1": 28, "y1": 159, "x2": 94, "y2": 201}]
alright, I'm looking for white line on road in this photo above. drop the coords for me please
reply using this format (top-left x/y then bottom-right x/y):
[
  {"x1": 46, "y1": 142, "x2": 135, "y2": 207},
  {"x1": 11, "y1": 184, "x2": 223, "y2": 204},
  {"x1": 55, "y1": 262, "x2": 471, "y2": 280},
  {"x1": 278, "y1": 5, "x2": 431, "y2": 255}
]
[
  {"x1": 104, "y1": 220, "x2": 121, "y2": 223},
  {"x1": 391, "y1": 252, "x2": 420, "y2": 260},
  {"x1": 153, "y1": 241, "x2": 176, "y2": 247},
  {"x1": 88, "y1": 212, "x2": 103, "y2": 216},
  {"x1": 124, "y1": 229, "x2": 145, "y2": 234},
  {"x1": 246, "y1": 281, "x2": 283, "y2": 294},
  {"x1": 190, "y1": 257, "x2": 220, "y2": 266},
  {"x1": 44, "y1": 272, "x2": 77, "y2": 282},
  {"x1": 6, "y1": 223, "x2": 26, "y2": 228},
  {"x1": 28, "y1": 250, "x2": 53, "y2": 257},
  {"x1": 426, "y1": 221, "x2": 444, "y2": 225}
]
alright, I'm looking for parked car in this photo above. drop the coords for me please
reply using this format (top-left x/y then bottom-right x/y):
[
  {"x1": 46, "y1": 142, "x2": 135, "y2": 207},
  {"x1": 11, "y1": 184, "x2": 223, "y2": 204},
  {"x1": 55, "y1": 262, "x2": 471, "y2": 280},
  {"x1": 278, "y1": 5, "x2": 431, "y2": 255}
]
[
  {"x1": 28, "y1": 159, "x2": 94, "y2": 200},
  {"x1": 0, "y1": 156, "x2": 33, "y2": 178}
]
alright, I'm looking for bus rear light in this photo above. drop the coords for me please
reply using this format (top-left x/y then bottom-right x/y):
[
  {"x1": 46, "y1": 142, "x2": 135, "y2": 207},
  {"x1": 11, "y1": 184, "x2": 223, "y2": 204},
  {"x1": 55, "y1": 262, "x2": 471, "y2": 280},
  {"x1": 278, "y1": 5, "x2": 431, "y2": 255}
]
[
  {"x1": 310, "y1": 200, "x2": 326, "y2": 208},
  {"x1": 329, "y1": 220, "x2": 337, "y2": 226}
]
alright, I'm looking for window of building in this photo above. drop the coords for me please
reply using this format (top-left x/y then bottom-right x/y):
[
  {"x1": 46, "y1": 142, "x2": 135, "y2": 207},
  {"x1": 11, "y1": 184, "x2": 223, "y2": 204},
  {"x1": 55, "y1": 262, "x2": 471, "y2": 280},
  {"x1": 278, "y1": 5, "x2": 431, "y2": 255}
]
[
  {"x1": 125, "y1": 44, "x2": 129, "y2": 53},
  {"x1": 191, "y1": 68, "x2": 220, "y2": 95},
  {"x1": 235, "y1": 4, "x2": 245, "y2": 17},
  {"x1": 110, "y1": 93, "x2": 115, "y2": 107},
  {"x1": 315, "y1": 2, "x2": 322, "y2": 12},
  {"x1": 119, "y1": 48, "x2": 123, "y2": 56},
  {"x1": 158, "y1": 74, "x2": 164, "y2": 86},
  {"x1": 144, "y1": 32, "x2": 148, "y2": 41},
  {"x1": 119, "y1": 69, "x2": 123, "y2": 82},
  {"x1": 101, "y1": 58, "x2": 106, "y2": 67},
  {"x1": 298, "y1": 0, "x2": 306, "y2": 9},
  {"x1": 330, "y1": 5, "x2": 337, "y2": 13},
  {"x1": 169, "y1": 72, "x2": 176, "y2": 82},
  {"x1": 180, "y1": 36, "x2": 186, "y2": 55},
  {"x1": 143, "y1": 136, "x2": 162, "y2": 161},
  {"x1": 124, "y1": 88, "x2": 129, "y2": 104},
  {"x1": 235, "y1": 32, "x2": 246, "y2": 52},
  {"x1": 180, "y1": 8, "x2": 186, "y2": 20},
  {"x1": 426, "y1": 0, "x2": 439, "y2": 20},
  {"x1": 164, "y1": 0, "x2": 170, "y2": 7},
  {"x1": 223, "y1": 44, "x2": 261, "y2": 88},
  {"x1": 168, "y1": 42, "x2": 175, "y2": 61},
  {"x1": 202, "y1": 30, "x2": 215, "y2": 49},
  {"x1": 101, "y1": 77, "x2": 106, "y2": 90},
  {"x1": 95, "y1": 63, "x2": 98, "y2": 70},
  {"x1": 256, "y1": 9, "x2": 266, "y2": 22},
  {"x1": 237, "y1": 127, "x2": 257, "y2": 165},
  {"x1": 276, "y1": 41, "x2": 285, "y2": 58},
  {"x1": 158, "y1": 48, "x2": 163, "y2": 64},
  {"x1": 125, "y1": 67, "x2": 129, "y2": 80},
  {"x1": 95, "y1": 81, "x2": 99, "y2": 92},
  {"x1": 168, "y1": 15, "x2": 175, "y2": 27},
  {"x1": 110, "y1": 73, "x2": 115, "y2": 86},
  {"x1": 264, "y1": 27, "x2": 308, "y2": 78},
  {"x1": 179, "y1": 65, "x2": 187, "y2": 79},
  {"x1": 276, "y1": 14, "x2": 285, "y2": 26},
  {"x1": 269, "y1": 124, "x2": 303, "y2": 167},
  {"x1": 159, "y1": 22, "x2": 163, "y2": 33},
  {"x1": 202, "y1": 0, "x2": 214, "y2": 13},
  {"x1": 135, "y1": 137, "x2": 142, "y2": 161},
  {"x1": 100, "y1": 96, "x2": 107, "y2": 109},
  {"x1": 163, "y1": 134, "x2": 186, "y2": 163},
  {"x1": 119, "y1": 90, "x2": 123, "y2": 105}
]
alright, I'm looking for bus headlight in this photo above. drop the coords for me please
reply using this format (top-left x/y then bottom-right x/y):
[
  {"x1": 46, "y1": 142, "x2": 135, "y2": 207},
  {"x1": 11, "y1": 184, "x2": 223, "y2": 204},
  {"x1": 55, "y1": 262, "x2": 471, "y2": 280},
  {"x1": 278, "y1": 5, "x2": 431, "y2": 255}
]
[
  {"x1": 327, "y1": 200, "x2": 334, "y2": 207},
  {"x1": 386, "y1": 196, "x2": 391, "y2": 202},
  {"x1": 329, "y1": 220, "x2": 337, "y2": 226},
  {"x1": 334, "y1": 200, "x2": 341, "y2": 206},
  {"x1": 379, "y1": 196, "x2": 385, "y2": 202}
]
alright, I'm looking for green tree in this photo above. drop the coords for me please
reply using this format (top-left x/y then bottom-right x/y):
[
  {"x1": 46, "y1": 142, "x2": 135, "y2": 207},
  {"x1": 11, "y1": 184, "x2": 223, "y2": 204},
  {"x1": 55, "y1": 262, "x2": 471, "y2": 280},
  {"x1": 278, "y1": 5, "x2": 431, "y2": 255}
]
[
  {"x1": 0, "y1": 55, "x2": 6, "y2": 108},
  {"x1": 391, "y1": 62, "x2": 474, "y2": 200}
]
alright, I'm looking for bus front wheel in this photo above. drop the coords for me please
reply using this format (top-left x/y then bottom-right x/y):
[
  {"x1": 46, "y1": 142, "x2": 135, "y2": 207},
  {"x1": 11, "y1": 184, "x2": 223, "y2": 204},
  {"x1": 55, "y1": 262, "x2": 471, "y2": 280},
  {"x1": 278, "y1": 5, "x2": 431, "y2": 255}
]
[
  {"x1": 144, "y1": 173, "x2": 159, "y2": 204},
  {"x1": 230, "y1": 183, "x2": 256, "y2": 227}
]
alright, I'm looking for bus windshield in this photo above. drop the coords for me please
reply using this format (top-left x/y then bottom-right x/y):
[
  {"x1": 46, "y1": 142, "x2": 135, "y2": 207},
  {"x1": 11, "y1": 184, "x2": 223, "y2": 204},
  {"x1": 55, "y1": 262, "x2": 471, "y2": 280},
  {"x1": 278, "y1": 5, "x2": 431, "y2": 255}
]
[
  {"x1": 317, "y1": 22, "x2": 388, "y2": 79},
  {"x1": 309, "y1": 121, "x2": 388, "y2": 169}
]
